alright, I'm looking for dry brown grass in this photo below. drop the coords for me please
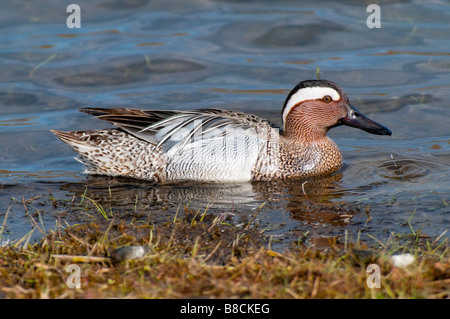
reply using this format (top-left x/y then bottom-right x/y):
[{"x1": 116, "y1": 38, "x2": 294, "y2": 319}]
[{"x1": 0, "y1": 205, "x2": 448, "y2": 299}]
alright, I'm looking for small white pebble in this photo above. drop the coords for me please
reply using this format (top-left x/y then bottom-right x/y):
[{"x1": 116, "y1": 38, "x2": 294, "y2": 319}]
[{"x1": 390, "y1": 253, "x2": 415, "y2": 267}]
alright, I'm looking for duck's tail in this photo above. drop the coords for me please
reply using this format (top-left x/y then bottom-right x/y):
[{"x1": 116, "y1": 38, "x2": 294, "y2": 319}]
[{"x1": 51, "y1": 129, "x2": 166, "y2": 181}]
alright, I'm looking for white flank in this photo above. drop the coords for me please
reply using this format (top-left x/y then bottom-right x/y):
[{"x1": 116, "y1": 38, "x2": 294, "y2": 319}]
[
  {"x1": 282, "y1": 87, "x2": 341, "y2": 125},
  {"x1": 166, "y1": 126, "x2": 263, "y2": 182}
]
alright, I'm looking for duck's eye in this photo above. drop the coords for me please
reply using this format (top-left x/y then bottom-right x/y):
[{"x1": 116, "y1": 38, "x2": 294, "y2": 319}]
[{"x1": 322, "y1": 95, "x2": 333, "y2": 103}]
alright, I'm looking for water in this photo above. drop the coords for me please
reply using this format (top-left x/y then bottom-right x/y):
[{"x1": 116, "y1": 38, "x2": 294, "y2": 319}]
[{"x1": 1, "y1": 0, "x2": 449, "y2": 248}]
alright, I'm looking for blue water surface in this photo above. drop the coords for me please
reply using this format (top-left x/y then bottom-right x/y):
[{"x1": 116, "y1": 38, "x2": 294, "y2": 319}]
[{"x1": 0, "y1": 0, "x2": 449, "y2": 248}]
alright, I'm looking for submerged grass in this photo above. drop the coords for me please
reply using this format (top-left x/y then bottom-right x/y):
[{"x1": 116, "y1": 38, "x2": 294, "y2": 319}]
[{"x1": 0, "y1": 197, "x2": 448, "y2": 299}]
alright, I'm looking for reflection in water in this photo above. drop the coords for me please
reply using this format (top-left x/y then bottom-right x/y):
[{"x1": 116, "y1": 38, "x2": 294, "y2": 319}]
[
  {"x1": 60, "y1": 174, "x2": 344, "y2": 208},
  {"x1": 56, "y1": 173, "x2": 355, "y2": 249}
]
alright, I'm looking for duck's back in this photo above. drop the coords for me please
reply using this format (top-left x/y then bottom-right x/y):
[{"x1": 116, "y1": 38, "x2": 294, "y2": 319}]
[{"x1": 52, "y1": 108, "x2": 280, "y2": 183}]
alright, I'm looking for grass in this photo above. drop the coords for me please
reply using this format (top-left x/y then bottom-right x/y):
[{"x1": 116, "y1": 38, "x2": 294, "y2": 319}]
[{"x1": 0, "y1": 195, "x2": 448, "y2": 299}]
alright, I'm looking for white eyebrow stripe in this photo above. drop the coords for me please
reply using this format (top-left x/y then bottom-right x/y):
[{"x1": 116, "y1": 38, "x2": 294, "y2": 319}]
[{"x1": 282, "y1": 87, "x2": 341, "y2": 125}]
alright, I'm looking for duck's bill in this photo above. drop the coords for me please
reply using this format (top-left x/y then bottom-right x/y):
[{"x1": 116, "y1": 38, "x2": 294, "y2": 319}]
[{"x1": 341, "y1": 105, "x2": 392, "y2": 136}]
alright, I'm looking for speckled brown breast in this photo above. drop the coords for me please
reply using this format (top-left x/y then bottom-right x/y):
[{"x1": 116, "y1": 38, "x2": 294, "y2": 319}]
[{"x1": 251, "y1": 137, "x2": 343, "y2": 181}]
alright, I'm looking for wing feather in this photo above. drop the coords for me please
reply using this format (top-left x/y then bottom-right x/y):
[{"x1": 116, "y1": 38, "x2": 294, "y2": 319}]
[{"x1": 79, "y1": 107, "x2": 279, "y2": 151}]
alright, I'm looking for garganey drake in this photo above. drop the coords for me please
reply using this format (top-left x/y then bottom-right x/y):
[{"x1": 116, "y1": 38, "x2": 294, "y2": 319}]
[{"x1": 52, "y1": 80, "x2": 391, "y2": 183}]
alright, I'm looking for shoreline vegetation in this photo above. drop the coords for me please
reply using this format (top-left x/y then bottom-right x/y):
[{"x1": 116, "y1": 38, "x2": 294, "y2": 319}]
[{"x1": 0, "y1": 193, "x2": 448, "y2": 299}]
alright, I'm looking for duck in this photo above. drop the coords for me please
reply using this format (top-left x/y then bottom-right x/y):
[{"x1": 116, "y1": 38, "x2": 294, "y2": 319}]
[{"x1": 52, "y1": 79, "x2": 391, "y2": 183}]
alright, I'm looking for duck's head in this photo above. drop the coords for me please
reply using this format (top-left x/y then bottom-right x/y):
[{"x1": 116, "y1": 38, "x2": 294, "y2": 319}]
[{"x1": 281, "y1": 80, "x2": 391, "y2": 143}]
